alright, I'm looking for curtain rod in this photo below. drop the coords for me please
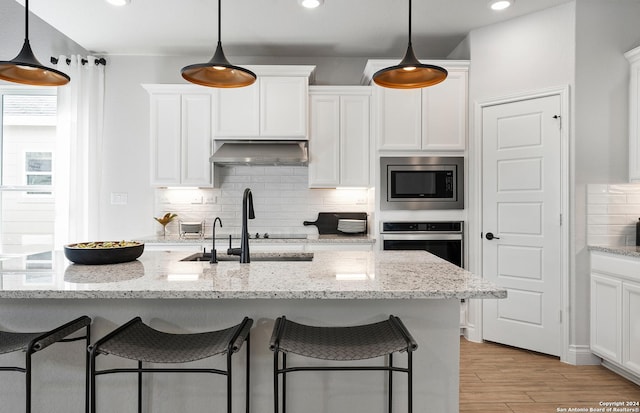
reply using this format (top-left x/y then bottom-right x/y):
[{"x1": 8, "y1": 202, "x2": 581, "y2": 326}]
[{"x1": 50, "y1": 56, "x2": 107, "y2": 66}]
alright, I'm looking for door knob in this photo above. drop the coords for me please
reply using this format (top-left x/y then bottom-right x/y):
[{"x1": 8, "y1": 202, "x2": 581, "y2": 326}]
[{"x1": 485, "y1": 232, "x2": 500, "y2": 240}]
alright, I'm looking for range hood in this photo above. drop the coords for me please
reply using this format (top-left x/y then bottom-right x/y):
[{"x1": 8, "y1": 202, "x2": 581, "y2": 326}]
[{"x1": 210, "y1": 140, "x2": 308, "y2": 166}]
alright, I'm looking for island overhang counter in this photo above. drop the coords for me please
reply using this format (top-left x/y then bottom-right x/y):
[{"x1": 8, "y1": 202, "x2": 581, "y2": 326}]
[{"x1": 0, "y1": 249, "x2": 506, "y2": 413}]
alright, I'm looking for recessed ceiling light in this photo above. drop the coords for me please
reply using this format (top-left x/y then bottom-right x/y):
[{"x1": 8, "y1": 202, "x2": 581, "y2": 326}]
[
  {"x1": 105, "y1": 0, "x2": 130, "y2": 6},
  {"x1": 489, "y1": 0, "x2": 514, "y2": 11},
  {"x1": 298, "y1": 0, "x2": 323, "y2": 9}
]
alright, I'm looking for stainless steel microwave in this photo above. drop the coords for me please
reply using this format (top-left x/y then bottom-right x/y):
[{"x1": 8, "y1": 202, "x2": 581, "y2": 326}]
[{"x1": 380, "y1": 156, "x2": 464, "y2": 210}]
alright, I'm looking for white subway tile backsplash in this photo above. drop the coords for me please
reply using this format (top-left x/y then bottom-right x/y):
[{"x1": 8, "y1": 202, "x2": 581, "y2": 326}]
[
  {"x1": 587, "y1": 183, "x2": 640, "y2": 246},
  {"x1": 154, "y1": 165, "x2": 371, "y2": 236}
]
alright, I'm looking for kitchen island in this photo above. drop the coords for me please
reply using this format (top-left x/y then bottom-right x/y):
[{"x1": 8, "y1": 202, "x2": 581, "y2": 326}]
[{"x1": 0, "y1": 249, "x2": 505, "y2": 413}]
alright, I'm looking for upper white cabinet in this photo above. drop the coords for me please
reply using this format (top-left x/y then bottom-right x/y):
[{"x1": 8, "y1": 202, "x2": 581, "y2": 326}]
[
  {"x1": 590, "y1": 250, "x2": 640, "y2": 379},
  {"x1": 143, "y1": 85, "x2": 213, "y2": 187},
  {"x1": 362, "y1": 60, "x2": 469, "y2": 152},
  {"x1": 626, "y1": 46, "x2": 640, "y2": 181},
  {"x1": 308, "y1": 86, "x2": 371, "y2": 188},
  {"x1": 213, "y1": 66, "x2": 315, "y2": 140}
]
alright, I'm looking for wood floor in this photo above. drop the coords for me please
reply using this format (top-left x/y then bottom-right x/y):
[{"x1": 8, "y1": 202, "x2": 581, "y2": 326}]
[{"x1": 460, "y1": 337, "x2": 640, "y2": 413}]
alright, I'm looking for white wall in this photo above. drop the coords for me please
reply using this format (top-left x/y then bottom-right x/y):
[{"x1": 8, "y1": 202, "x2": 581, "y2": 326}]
[
  {"x1": 573, "y1": 0, "x2": 640, "y2": 348},
  {"x1": 465, "y1": 2, "x2": 577, "y2": 351},
  {"x1": 0, "y1": 0, "x2": 87, "y2": 72}
]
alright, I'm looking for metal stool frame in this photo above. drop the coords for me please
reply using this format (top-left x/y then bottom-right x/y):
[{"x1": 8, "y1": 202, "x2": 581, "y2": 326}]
[
  {"x1": 0, "y1": 315, "x2": 92, "y2": 413},
  {"x1": 88, "y1": 316, "x2": 252, "y2": 413},
  {"x1": 270, "y1": 315, "x2": 417, "y2": 413}
]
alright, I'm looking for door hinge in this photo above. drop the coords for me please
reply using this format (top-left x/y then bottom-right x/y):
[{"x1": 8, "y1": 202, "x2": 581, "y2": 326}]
[
  {"x1": 560, "y1": 214, "x2": 563, "y2": 226},
  {"x1": 553, "y1": 114, "x2": 562, "y2": 130},
  {"x1": 559, "y1": 310, "x2": 563, "y2": 323}
]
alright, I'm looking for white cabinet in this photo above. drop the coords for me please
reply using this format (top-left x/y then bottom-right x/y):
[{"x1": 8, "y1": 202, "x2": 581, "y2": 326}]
[
  {"x1": 212, "y1": 66, "x2": 315, "y2": 140},
  {"x1": 362, "y1": 60, "x2": 469, "y2": 152},
  {"x1": 625, "y1": 46, "x2": 640, "y2": 181},
  {"x1": 308, "y1": 87, "x2": 371, "y2": 188},
  {"x1": 144, "y1": 85, "x2": 213, "y2": 187},
  {"x1": 590, "y1": 250, "x2": 640, "y2": 378}
]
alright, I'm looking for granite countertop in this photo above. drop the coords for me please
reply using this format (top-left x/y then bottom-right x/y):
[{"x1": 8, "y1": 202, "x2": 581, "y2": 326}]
[
  {"x1": 588, "y1": 245, "x2": 640, "y2": 258},
  {"x1": 136, "y1": 234, "x2": 376, "y2": 244},
  {"x1": 0, "y1": 250, "x2": 506, "y2": 300}
]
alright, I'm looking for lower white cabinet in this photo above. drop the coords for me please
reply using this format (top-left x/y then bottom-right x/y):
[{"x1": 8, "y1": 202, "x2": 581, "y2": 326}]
[
  {"x1": 590, "y1": 251, "x2": 640, "y2": 378},
  {"x1": 308, "y1": 87, "x2": 371, "y2": 188}
]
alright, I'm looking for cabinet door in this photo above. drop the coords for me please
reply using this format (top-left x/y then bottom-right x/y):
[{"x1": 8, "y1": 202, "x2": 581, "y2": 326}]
[
  {"x1": 150, "y1": 94, "x2": 182, "y2": 186},
  {"x1": 260, "y1": 77, "x2": 308, "y2": 138},
  {"x1": 623, "y1": 281, "x2": 640, "y2": 375},
  {"x1": 340, "y1": 95, "x2": 370, "y2": 186},
  {"x1": 181, "y1": 94, "x2": 212, "y2": 186},
  {"x1": 590, "y1": 273, "x2": 622, "y2": 363},
  {"x1": 375, "y1": 86, "x2": 422, "y2": 150},
  {"x1": 213, "y1": 81, "x2": 260, "y2": 137},
  {"x1": 308, "y1": 95, "x2": 340, "y2": 187},
  {"x1": 422, "y1": 70, "x2": 467, "y2": 151}
]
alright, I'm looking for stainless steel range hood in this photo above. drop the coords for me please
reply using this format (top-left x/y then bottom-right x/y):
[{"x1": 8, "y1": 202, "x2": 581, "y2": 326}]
[{"x1": 210, "y1": 140, "x2": 308, "y2": 166}]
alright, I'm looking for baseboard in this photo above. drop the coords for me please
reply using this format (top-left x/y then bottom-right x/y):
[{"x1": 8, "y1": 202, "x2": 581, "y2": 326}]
[
  {"x1": 565, "y1": 344, "x2": 601, "y2": 365},
  {"x1": 601, "y1": 360, "x2": 640, "y2": 386}
]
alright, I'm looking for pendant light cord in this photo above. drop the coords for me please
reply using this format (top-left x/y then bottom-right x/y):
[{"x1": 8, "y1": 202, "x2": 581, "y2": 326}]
[
  {"x1": 217, "y1": 0, "x2": 222, "y2": 44},
  {"x1": 408, "y1": 0, "x2": 412, "y2": 46},
  {"x1": 25, "y1": 0, "x2": 30, "y2": 41}
]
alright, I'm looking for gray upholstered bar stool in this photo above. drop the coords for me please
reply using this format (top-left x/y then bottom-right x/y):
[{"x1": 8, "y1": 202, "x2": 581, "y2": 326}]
[
  {"x1": 0, "y1": 315, "x2": 92, "y2": 413},
  {"x1": 270, "y1": 315, "x2": 418, "y2": 413},
  {"x1": 88, "y1": 316, "x2": 253, "y2": 413}
]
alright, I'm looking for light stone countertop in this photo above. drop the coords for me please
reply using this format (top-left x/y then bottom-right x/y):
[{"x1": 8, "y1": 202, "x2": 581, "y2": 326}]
[
  {"x1": 0, "y1": 250, "x2": 505, "y2": 300},
  {"x1": 588, "y1": 245, "x2": 640, "y2": 258},
  {"x1": 136, "y1": 234, "x2": 376, "y2": 244}
]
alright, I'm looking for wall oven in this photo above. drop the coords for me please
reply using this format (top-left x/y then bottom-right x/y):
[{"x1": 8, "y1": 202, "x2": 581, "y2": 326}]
[
  {"x1": 380, "y1": 156, "x2": 464, "y2": 210},
  {"x1": 381, "y1": 221, "x2": 464, "y2": 268}
]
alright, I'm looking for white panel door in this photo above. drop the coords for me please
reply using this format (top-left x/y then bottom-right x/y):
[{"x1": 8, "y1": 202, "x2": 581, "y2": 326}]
[
  {"x1": 482, "y1": 94, "x2": 562, "y2": 356},
  {"x1": 150, "y1": 93, "x2": 181, "y2": 186},
  {"x1": 308, "y1": 94, "x2": 340, "y2": 187},
  {"x1": 623, "y1": 281, "x2": 640, "y2": 374},
  {"x1": 181, "y1": 94, "x2": 212, "y2": 186},
  {"x1": 260, "y1": 76, "x2": 307, "y2": 138},
  {"x1": 340, "y1": 95, "x2": 370, "y2": 187}
]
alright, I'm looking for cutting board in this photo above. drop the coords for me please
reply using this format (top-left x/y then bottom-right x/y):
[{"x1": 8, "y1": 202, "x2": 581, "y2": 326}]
[{"x1": 303, "y1": 212, "x2": 368, "y2": 234}]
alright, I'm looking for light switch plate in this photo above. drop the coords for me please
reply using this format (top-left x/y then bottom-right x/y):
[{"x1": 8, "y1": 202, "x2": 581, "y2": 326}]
[{"x1": 110, "y1": 192, "x2": 128, "y2": 205}]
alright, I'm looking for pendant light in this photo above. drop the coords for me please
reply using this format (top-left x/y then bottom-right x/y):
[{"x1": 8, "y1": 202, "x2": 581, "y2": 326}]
[
  {"x1": 0, "y1": 0, "x2": 70, "y2": 86},
  {"x1": 181, "y1": 0, "x2": 256, "y2": 88},
  {"x1": 372, "y1": 0, "x2": 447, "y2": 89}
]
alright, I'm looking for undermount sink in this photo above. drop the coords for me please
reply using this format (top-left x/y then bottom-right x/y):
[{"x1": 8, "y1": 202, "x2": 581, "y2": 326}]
[{"x1": 180, "y1": 252, "x2": 314, "y2": 262}]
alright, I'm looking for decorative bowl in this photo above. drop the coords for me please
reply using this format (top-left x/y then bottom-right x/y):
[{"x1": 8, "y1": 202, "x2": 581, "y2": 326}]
[{"x1": 64, "y1": 241, "x2": 144, "y2": 265}]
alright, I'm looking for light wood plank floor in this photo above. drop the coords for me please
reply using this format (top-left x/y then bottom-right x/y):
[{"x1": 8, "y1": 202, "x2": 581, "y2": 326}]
[{"x1": 460, "y1": 337, "x2": 640, "y2": 413}]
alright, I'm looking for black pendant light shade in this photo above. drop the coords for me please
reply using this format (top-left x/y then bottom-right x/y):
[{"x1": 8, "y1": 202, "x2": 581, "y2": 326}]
[
  {"x1": 181, "y1": 0, "x2": 256, "y2": 88},
  {"x1": 372, "y1": 0, "x2": 447, "y2": 89},
  {"x1": 0, "y1": 0, "x2": 70, "y2": 86}
]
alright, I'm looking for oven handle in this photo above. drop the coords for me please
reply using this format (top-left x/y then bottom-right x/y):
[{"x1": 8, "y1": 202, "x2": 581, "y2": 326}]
[{"x1": 381, "y1": 234, "x2": 463, "y2": 241}]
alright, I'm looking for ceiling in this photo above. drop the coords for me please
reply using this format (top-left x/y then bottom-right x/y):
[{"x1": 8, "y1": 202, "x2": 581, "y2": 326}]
[{"x1": 18, "y1": 0, "x2": 572, "y2": 58}]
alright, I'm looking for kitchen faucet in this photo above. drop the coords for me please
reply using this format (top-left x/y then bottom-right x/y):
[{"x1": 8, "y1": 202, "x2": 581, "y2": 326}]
[
  {"x1": 209, "y1": 217, "x2": 222, "y2": 264},
  {"x1": 227, "y1": 188, "x2": 255, "y2": 263}
]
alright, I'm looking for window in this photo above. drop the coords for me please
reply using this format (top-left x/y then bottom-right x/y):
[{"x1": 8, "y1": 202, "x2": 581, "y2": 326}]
[{"x1": 0, "y1": 90, "x2": 58, "y2": 251}]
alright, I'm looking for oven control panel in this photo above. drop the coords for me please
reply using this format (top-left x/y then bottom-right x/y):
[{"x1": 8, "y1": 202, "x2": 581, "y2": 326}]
[{"x1": 382, "y1": 221, "x2": 462, "y2": 233}]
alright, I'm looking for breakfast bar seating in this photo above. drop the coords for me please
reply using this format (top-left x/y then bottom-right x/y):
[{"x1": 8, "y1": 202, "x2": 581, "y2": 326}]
[
  {"x1": 270, "y1": 315, "x2": 418, "y2": 413},
  {"x1": 0, "y1": 315, "x2": 92, "y2": 413},
  {"x1": 88, "y1": 316, "x2": 253, "y2": 413}
]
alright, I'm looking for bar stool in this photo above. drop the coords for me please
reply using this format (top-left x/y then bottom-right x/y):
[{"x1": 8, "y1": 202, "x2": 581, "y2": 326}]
[
  {"x1": 89, "y1": 316, "x2": 253, "y2": 413},
  {"x1": 0, "y1": 315, "x2": 92, "y2": 413},
  {"x1": 269, "y1": 315, "x2": 418, "y2": 413}
]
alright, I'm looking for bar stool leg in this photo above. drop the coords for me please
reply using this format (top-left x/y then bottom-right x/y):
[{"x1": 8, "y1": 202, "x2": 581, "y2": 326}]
[
  {"x1": 85, "y1": 324, "x2": 91, "y2": 413},
  {"x1": 282, "y1": 352, "x2": 287, "y2": 413},
  {"x1": 25, "y1": 352, "x2": 32, "y2": 413},
  {"x1": 137, "y1": 360, "x2": 143, "y2": 413},
  {"x1": 388, "y1": 353, "x2": 393, "y2": 413},
  {"x1": 89, "y1": 351, "x2": 97, "y2": 413},
  {"x1": 227, "y1": 352, "x2": 233, "y2": 413},
  {"x1": 245, "y1": 333, "x2": 250, "y2": 413},
  {"x1": 408, "y1": 351, "x2": 413, "y2": 413},
  {"x1": 273, "y1": 351, "x2": 279, "y2": 413}
]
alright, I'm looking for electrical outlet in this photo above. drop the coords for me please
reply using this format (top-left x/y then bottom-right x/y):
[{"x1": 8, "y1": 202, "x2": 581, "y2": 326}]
[
  {"x1": 205, "y1": 196, "x2": 217, "y2": 204},
  {"x1": 191, "y1": 196, "x2": 203, "y2": 204},
  {"x1": 356, "y1": 197, "x2": 367, "y2": 205},
  {"x1": 110, "y1": 192, "x2": 128, "y2": 205}
]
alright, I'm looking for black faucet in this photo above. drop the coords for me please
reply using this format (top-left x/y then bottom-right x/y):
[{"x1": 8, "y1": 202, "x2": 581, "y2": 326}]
[
  {"x1": 210, "y1": 217, "x2": 222, "y2": 264},
  {"x1": 226, "y1": 188, "x2": 255, "y2": 263}
]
